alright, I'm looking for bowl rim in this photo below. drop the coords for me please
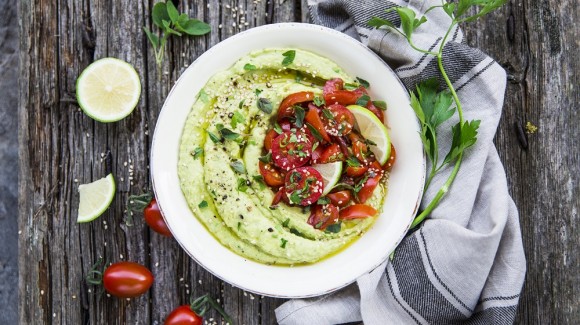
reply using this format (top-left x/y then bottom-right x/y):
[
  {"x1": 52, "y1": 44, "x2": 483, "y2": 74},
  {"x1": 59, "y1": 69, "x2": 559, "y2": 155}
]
[{"x1": 151, "y1": 22, "x2": 425, "y2": 298}]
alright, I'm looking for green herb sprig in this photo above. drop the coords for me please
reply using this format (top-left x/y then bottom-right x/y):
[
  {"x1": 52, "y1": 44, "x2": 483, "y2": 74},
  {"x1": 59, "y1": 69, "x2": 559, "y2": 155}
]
[
  {"x1": 369, "y1": 0, "x2": 505, "y2": 229},
  {"x1": 144, "y1": 1, "x2": 211, "y2": 72}
]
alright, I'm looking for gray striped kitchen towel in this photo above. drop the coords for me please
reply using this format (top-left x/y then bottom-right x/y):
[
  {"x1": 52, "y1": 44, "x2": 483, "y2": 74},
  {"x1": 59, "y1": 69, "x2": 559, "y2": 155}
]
[{"x1": 276, "y1": 0, "x2": 527, "y2": 324}]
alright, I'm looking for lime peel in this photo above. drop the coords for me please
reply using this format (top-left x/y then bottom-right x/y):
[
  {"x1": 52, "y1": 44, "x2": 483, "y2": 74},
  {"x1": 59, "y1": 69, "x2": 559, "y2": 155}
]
[
  {"x1": 347, "y1": 105, "x2": 391, "y2": 165},
  {"x1": 311, "y1": 162, "x2": 343, "y2": 195}
]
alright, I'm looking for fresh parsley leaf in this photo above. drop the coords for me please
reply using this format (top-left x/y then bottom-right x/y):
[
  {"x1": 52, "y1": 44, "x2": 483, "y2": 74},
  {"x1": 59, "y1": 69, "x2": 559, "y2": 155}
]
[
  {"x1": 368, "y1": 17, "x2": 395, "y2": 28},
  {"x1": 230, "y1": 160, "x2": 246, "y2": 174},
  {"x1": 255, "y1": 88, "x2": 263, "y2": 97},
  {"x1": 274, "y1": 122, "x2": 283, "y2": 134},
  {"x1": 346, "y1": 156, "x2": 362, "y2": 167},
  {"x1": 238, "y1": 99, "x2": 245, "y2": 109},
  {"x1": 280, "y1": 238, "x2": 288, "y2": 248},
  {"x1": 257, "y1": 98, "x2": 273, "y2": 114},
  {"x1": 198, "y1": 200, "x2": 208, "y2": 208},
  {"x1": 259, "y1": 152, "x2": 272, "y2": 163},
  {"x1": 237, "y1": 178, "x2": 249, "y2": 192},
  {"x1": 295, "y1": 71, "x2": 303, "y2": 83},
  {"x1": 317, "y1": 197, "x2": 330, "y2": 205},
  {"x1": 208, "y1": 131, "x2": 220, "y2": 143},
  {"x1": 231, "y1": 111, "x2": 245, "y2": 128},
  {"x1": 395, "y1": 7, "x2": 427, "y2": 39},
  {"x1": 219, "y1": 127, "x2": 240, "y2": 140},
  {"x1": 306, "y1": 123, "x2": 324, "y2": 142},
  {"x1": 372, "y1": 100, "x2": 387, "y2": 111},
  {"x1": 282, "y1": 218, "x2": 290, "y2": 227},
  {"x1": 244, "y1": 63, "x2": 256, "y2": 71},
  {"x1": 344, "y1": 83, "x2": 358, "y2": 90},
  {"x1": 322, "y1": 108, "x2": 334, "y2": 119},
  {"x1": 443, "y1": 119, "x2": 481, "y2": 165},
  {"x1": 198, "y1": 89, "x2": 209, "y2": 103},
  {"x1": 356, "y1": 94, "x2": 370, "y2": 107},
  {"x1": 356, "y1": 77, "x2": 370, "y2": 88},
  {"x1": 325, "y1": 222, "x2": 342, "y2": 233},
  {"x1": 282, "y1": 50, "x2": 296, "y2": 66},
  {"x1": 191, "y1": 147, "x2": 203, "y2": 159},
  {"x1": 252, "y1": 175, "x2": 266, "y2": 189},
  {"x1": 313, "y1": 96, "x2": 325, "y2": 107},
  {"x1": 294, "y1": 106, "x2": 305, "y2": 128}
]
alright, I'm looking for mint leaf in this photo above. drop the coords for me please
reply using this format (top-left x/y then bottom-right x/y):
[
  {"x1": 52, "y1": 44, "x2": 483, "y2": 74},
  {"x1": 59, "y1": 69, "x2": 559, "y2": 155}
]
[
  {"x1": 356, "y1": 77, "x2": 370, "y2": 89},
  {"x1": 317, "y1": 197, "x2": 330, "y2": 205},
  {"x1": 257, "y1": 98, "x2": 273, "y2": 114},
  {"x1": 231, "y1": 111, "x2": 245, "y2": 128},
  {"x1": 198, "y1": 200, "x2": 208, "y2": 208},
  {"x1": 372, "y1": 100, "x2": 387, "y2": 111},
  {"x1": 191, "y1": 147, "x2": 203, "y2": 159},
  {"x1": 230, "y1": 160, "x2": 246, "y2": 174},
  {"x1": 282, "y1": 50, "x2": 296, "y2": 66},
  {"x1": 325, "y1": 222, "x2": 342, "y2": 233},
  {"x1": 356, "y1": 94, "x2": 370, "y2": 107},
  {"x1": 306, "y1": 123, "x2": 324, "y2": 142},
  {"x1": 219, "y1": 127, "x2": 240, "y2": 141},
  {"x1": 237, "y1": 178, "x2": 249, "y2": 192},
  {"x1": 259, "y1": 152, "x2": 272, "y2": 164},
  {"x1": 294, "y1": 106, "x2": 305, "y2": 128},
  {"x1": 208, "y1": 131, "x2": 220, "y2": 143},
  {"x1": 143, "y1": 27, "x2": 159, "y2": 49},
  {"x1": 198, "y1": 89, "x2": 209, "y2": 103},
  {"x1": 313, "y1": 96, "x2": 325, "y2": 107}
]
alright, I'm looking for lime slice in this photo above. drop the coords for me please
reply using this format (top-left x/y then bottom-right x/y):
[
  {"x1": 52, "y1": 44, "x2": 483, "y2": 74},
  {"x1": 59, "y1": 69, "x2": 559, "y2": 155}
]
[
  {"x1": 347, "y1": 105, "x2": 391, "y2": 165},
  {"x1": 77, "y1": 174, "x2": 116, "y2": 223},
  {"x1": 76, "y1": 58, "x2": 141, "y2": 122},
  {"x1": 312, "y1": 162, "x2": 343, "y2": 195}
]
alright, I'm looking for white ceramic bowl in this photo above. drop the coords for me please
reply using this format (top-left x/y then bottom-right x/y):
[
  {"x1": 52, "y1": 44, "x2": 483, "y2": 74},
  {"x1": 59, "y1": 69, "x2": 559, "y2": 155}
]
[{"x1": 151, "y1": 23, "x2": 425, "y2": 298}]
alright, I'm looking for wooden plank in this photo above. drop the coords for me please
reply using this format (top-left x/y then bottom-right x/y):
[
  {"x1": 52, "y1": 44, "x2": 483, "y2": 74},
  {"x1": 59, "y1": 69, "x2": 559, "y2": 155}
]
[{"x1": 461, "y1": 0, "x2": 579, "y2": 323}]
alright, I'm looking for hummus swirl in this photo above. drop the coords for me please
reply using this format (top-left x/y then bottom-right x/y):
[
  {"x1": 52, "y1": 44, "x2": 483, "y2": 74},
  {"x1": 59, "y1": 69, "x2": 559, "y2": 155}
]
[{"x1": 178, "y1": 49, "x2": 386, "y2": 265}]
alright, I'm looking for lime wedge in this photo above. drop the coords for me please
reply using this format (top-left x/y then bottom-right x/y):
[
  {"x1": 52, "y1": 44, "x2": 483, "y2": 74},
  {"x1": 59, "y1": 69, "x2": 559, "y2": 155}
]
[
  {"x1": 347, "y1": 105, "x2": 391, "y2": 165},
  {"x1": 77, "y1": 174, "x2": 116, "y2": 223},
  {"x1": 76, "y1": 58, "x2": 141, "y2": 122},
  {"x1": 312, "y1": 162, "x2": 343, "y2": 195}
]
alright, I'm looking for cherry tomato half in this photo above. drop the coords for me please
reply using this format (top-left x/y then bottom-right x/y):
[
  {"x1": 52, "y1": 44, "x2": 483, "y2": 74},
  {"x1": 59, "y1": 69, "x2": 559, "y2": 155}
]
[
  {"x1": 271, "y1": 131, "x2": 313, "y2": 171},
  {"x1": 308, "y1": 203, "x2": 340, "y2": 230},
  {"x1": 263, "y1": 129, "x2": 278, "y2": 152},
  {"x1": 165, "y1": 305, "x2": 203, "y2": 325},
  {"x1": 366, "y1": 101, "x2": 384, "y2": 122},
  {"x1": 144, "y1": 198, "x2": 172, "y2": 237},
  {"x1": 356, "y1": 161, "x2": 384, "y2": 203},
  {"x1": 305, "y1": 106, "x2": 331, "y2": 142},
  {"x1": 284, "y1": 167, "x2": 324, "y2": 206},
  {"x1": 346, "y1": 165, "x2": 368, "y2": 178},
  {"x1": 259, "y1": 161, "x2": 285, "y2": 187},
  {"x1": 339, "y1": 204, "x2": 378, "y2": 220},
  {"x1": 311, "y1": 143, "x2": 325, "y2": 164},
  {"x1": 277, "y1": 91, "x2": 315, "y2": 121},
  {"x1": 319, "y1": 143, "x2": 345, "y2": 163},
  {"x1": 353, "y1": 140, "x2": 373, "y2": 165},
  {"x1": 320, "y1": 104, "x2": 355, "y2": 136},
  {"x1": 103, "y1": 262, "x2": 154, "y2": 298},
  {"x1": 326, "y1": 191, "x2": 352, "y2": 208}
]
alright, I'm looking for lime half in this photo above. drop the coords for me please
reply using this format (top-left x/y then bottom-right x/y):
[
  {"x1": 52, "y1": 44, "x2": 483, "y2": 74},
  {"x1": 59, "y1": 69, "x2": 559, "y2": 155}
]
[
  {"x1": 312, "y1": 162, "x2": 343, "y2": 195},
  {"x1": 347, "y1": 105, "x2": 391, "y2": 165},
  {"x1": 76, "y1": 58, "x2": 141, "y2": 122},
  {"x1": 78, "y1": 174, "x2": 116, "y2": 223}
]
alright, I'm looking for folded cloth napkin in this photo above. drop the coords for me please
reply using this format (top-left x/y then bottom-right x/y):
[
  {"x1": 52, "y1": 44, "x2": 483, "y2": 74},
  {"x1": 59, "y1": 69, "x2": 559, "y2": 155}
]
[{"x1": 276, "y1": 0, "x2": 527, "y2": 324}]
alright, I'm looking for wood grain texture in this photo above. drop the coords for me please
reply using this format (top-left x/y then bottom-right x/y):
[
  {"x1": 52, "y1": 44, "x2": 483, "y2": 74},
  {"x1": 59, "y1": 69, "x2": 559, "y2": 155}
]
[{"x1": 18, "y1": 0, "x2": 578, "y2": 324}]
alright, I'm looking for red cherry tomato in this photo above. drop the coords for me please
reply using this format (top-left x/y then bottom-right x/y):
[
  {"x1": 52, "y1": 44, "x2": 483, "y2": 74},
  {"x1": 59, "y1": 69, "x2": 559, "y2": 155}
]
[
  {"x1": 165, "y1": 305, "x2": 203, "y2": 325},
  {"x1": 326, "y1": 191, "x2": 352, "y2": 208},
  {"x1": 320, "y1": 104, "x2": 356, "y2": 136},
  {"x1": 339, "y1": 204, "x2": 378, "y2": 220},
  {"x1": 319, "y1": 143, "x2": 345, "y2": 163},
  {"x1": 383, "y1": 144, "x2": 396, "y2": 172},
  {"x1": 277, "y1": 91, "x2": 315, "y2": 121},
  {"x1": 305, "y1": 106, "x2": 331, "y2": 142},
  {"x1": 271, "y1": 187, "x2": 289, "y2": 206},
  {"x1": 346, "y1": 165, "x2": 368, "y2": 178},
  {"x1": 323, "y1": 78, "x2": 344, "y2": 94},
  {"x1": 259, "y1": 161, "x2": 285, "y2": 187},
  {"x1": 284, "y1": 167, "x2": 324, "y2": 206},
  {"x1": 271, "y1": 131, "x2": 313, "y2": 171},
  {"x1": 308, "y1": 203, "x2": 340, "y2": 230},
  {"x1": 103, "y1": 262, "x2": 154, "y2": 298},
  {"x1": 144, "y1": 198, "x2": 172, "y2": 237},
  {"x1": 356, "y1": 161, "x2": 384, "y2": 203},
  {"x1": 263, "y1": 129, "x2": 278, "y2": 152},
  {"x1": 311, "y1": 143, "x2": 325, "y2": 164}
]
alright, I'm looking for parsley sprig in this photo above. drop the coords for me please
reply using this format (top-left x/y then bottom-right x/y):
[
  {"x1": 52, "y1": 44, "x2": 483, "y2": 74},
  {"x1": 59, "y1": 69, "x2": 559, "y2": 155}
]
[
  {"x1": 369, "y1": 0, "x2": 505, "y2": 229},
  {"x1": 144, "y1": 1, "x2": 211, "y2": 72}
]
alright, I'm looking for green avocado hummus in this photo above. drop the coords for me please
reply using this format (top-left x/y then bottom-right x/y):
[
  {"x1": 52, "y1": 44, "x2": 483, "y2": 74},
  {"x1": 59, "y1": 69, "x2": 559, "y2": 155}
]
[{"x1": 178, "y1": 48, "x2": 387, "y2": 265}]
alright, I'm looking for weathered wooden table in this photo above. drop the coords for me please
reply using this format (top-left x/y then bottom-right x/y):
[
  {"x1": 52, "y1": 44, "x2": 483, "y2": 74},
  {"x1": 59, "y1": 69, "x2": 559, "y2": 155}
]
[{"x1": 19, "y1": 0, "x2": 578, "y2": 324}]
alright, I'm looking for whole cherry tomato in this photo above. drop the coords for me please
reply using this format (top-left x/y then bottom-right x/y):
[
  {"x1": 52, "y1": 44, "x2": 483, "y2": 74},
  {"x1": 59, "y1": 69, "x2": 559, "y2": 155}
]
[
  {"x1": 103, "y1": 262, "x2": 154, "y2": 298},
  {"x1": 165, "y1": 305, "x2": 203, "y2": 325},
  {"x1": 144, "y1": 198, "x2": 172, "y2": 237}
]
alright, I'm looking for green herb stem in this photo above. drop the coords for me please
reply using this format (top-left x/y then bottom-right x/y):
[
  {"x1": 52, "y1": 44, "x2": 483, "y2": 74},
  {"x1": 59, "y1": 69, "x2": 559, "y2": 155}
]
[{"x1": 411, "y1": 22, "x2": 464, "y2": 229}]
